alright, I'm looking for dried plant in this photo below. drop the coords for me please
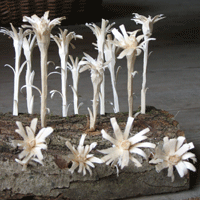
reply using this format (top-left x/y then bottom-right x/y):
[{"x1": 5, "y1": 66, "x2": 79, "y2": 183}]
[
  {"x1": 132, "y1": 13, "x2": 165, "y2": 114},
  {"x1": 22, "y1": 11, "x2": 65, "y2": 127},
  {"x1": 79, "y1": 53, "x2": 109, "y2": 130},
  {"x1": 86, "y1": 19, "x2": 115, "y2": 115},
  {"x1": 22, "y1": 33, "x2": 37, "y2": 114},
  {"x1": 12, "y1": 118, "x2": 53, "y2": 171},
  {"x1": 111, "y1": 24, "x2": 152, "y2": 117},
  {"x1": 50, "y1": 28, "x2": 82, "y2": 117},
  {"x1": 99, "y1": 117, "x2": 155, "y2": 169},
  {"x1": 66, "y1": 134, "x2": 102, "y2": 176},
  {"x1": 0, "y1": 24, "x2": 31, "y2": 116},
  {"x1": 149, "y1": 136, "x2": 197, "y2": 182}
]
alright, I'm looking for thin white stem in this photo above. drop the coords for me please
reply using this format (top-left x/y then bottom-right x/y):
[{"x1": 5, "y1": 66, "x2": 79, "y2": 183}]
[
  {"x1": 71, "y1": 70, "x2": 79, "y2": 114},
  {"x1": 13, "y1": 49, "x2": 21, "y2": 116},
  {"x1": 141, "y1": 36, "x2": 149, "y2": 114},
  {"x1": 100, "y1": 73, "x2": 105, "y2": 115},
  {"x1": 126, "y1": 53, "x2": 136, "y2": 117},
  {"x1": 108, "y1": 63, "x2": 119, "y2": 113},
  {"x1": 40, "y1": 47, "x2": 48, "y2": 127},
  {"x1": 60, "y1": 54, "x2": 68, "y2": 117},
  {"x1": 90, "y1": 82, "x2": 100, "y2": 130}
]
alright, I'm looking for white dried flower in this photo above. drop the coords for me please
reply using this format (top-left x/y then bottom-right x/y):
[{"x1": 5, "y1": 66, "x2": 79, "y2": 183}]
[
  {"x1": 132, "y1": 13, "x2": 165, "y2": 37},
  {"x1": 99, "y1": 117, "x2": 155, "y2": 169},
  {"x1": 12, "y1": 118, "x2": 53, "y2": 171},
  {"x1": 149, "y1": 136, "x2": 197, "y2": 182},
  {"x1": 22, "y1": 11, "x2": 66, "y2": 45},
  {"x1": 86, "y1": 19, "x2": 115, "y2": 55},
  {"x1": 66, "y1": 134, "x2": 102, "y2": 176},
  {"x1": 111, "y1": 24, "x2": 146, "y2": 59}
]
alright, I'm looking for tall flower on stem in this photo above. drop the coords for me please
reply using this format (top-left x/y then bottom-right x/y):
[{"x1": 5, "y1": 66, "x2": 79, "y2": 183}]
[
  {"x1": 149, "y1": 136, "x2": 196, "y2": 182},
  {"x1": 79, "y1": 53, "x2": 109, "y2": 131},
  {"x1": 112, "y1": 24, "x2": 153, "y2": 117},
  {"x1": 104, "y1": 34, "x2": 120, "y2": 113},
  {"x1": 22, "y1": 33, "x2": 37, "y2": 114},
  {"x1": 99, "y1": 117, "x2": 155, "y2": 170},
  {"x1": 0, "y1": 24, "x2": 31, "y2": 116},
  {"x1": 132, "y1": 13, "x2": 165, "y2": 114},
  {"x1": 67, "y1": 55, "x2": 84, "y2": 114},
  {"x1": 22, "y1": 11, "x2": 66, "y2": 127},
  {"x1": 12, "y1": 118, "x2": 53, "y2": 171},
  {"x1": 86, "y1": 19, "x2": 115, "y2": 115},
  {"x1": 50, "y1": 28, "x2": 82, "y2": 117}
]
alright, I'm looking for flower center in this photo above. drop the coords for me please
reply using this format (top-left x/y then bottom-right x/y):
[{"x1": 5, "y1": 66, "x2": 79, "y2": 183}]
[
  {"x1": 168, "y1": 155, "x2": 181, "y2": 165},
  {"x1": 120, "y1": 140, "x2": 131, "y2": 150},
  {"x1": 28, "y1": 139, "x2": 36, "y2": 148},
  {"x1": 77, "y1": 154, "x2": 86, "y2": 162}
]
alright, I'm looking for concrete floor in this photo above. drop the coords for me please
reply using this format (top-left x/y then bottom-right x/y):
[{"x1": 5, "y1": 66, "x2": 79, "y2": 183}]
[{"x1": 0, "y1": 0, "x2": 200, "y2": 199}]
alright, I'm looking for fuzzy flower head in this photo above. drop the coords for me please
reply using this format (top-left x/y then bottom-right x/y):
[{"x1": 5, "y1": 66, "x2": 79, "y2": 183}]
[
  {"x1": 51, "y1": 28, "x2": 83, "y2": 55},
  {"x1": 86, "y1": 19, "x2": 115, "y2": 54},
  {"x1": 111, "y1": 24, "x2": 147, "y2": 59},
  {"x1": 132, "y1": 13, "x2": 165, "y2": 37},
  {"x1": 99, "y1": 117, "x2": 155, "y2": 169},
  {"x1": 66, "y1": 134, "x2": 102, "y2": 176},
  {"x1": 12, "y1": 118, "x2": 53, "y2": 171},
  {"x1": 149, "y1": 136, "x2": 197, "y2": 182},
  {"x1": 22, "y1": 11, "x2": 66, "y2": 45}
]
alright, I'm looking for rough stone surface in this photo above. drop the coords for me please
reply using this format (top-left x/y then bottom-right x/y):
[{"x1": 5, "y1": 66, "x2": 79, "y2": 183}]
[{"x1": 0, "y1": 107, "x2": 190, "y2": 200}]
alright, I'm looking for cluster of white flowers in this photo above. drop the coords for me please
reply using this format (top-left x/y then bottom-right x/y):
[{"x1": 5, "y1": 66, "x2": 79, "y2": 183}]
[{"x1": 12, "y1": 116, "x2": 197, "y2": 182}]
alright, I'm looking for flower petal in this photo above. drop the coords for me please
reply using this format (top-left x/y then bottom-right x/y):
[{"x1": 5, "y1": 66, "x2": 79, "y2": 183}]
[
  {"x1": 121, "y1": 150, "x2": 129, "y2": 169},
  {"x1": 130, "y1": 147, "x2": 147, "y2": 160},
  {"x1": 101, "y1": 129, "x2": 118, "y2": 145},
  {"x1": 175, "y1": 161, "x2": 188, "y2": 177},
  {"x1": 183, "y1": 161, "x2": 196, "y2": 172},
  {"x1": 66, "y1": 141, "x2": 78, "y2": 155},
  {"x1": 36, "y1": 127, "x2": 53, "y2": 142},
  {"x1": 110, "y1": 117, "x2": 123, "y2": 141},
  {"x1": 25, "y1": 126, "x2": 35, "y2": 140},
  {"x1": 123, "y1": 117, "x2": 134, "y2": 140},
  {"x1": 129, "y1": 156, "x2": 142, "y2": 167},
  {"x1": 30, "y1": 118, "x2": 38, "y2": 133},
  {"x1": 176, "y1": 136, "x2": 185, "y2": 150}
]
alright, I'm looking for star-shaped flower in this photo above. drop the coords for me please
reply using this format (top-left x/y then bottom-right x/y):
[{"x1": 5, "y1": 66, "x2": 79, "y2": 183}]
[
  {"x1": 66, "y1": 134, "x2": 102, "y2": 176},
  {"x1": 149, "y1": 136, "x2": 197, "y2": 182},
  {"x1": 99, "y1": 117, "x2": 155, "y2": 169},
  {"x1": 111, "y1": 24, "x2": 148, "y2": 59},
  {"x1": 12, "y1": 118, "x2": 53, "y2": 171},
  {"x1": 132, "y1": 13, "x2": 165, "y2": 37},
  {"x1": 22, "y1": 11, "x2": 65, "y2": 44}
]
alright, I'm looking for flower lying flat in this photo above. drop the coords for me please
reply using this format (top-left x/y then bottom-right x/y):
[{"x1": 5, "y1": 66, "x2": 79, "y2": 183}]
[
  {"x1": 12, "y1": 118, "x2": 53, "y2": 171},
  {"x1": 99, "y1": 117, "x2": 155, "y2": 169},
  {"x1": 66, "y1": 134, "x2": 102, "y2": 176},
  {"x1": 149, "y1": 136, "x2": 197, "y2": 182}
]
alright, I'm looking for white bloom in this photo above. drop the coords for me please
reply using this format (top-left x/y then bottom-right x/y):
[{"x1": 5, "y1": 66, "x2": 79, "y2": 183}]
[
  {"x1": 22, "y1": 11, "x2": 66, "y2": 45},
  {"x1": 99, "y1": 117, "x2": 155, "y2": 169},
  {"x1": 111, "y1": 24, "x2": 145, "y2": 59},
  {"x1": 51, "y1": 28, "x2": 82, "y2": 55},
  {"x1": 12, "y1": 118, "x2": 53, "y2": 171},
  {"x1": 66, "y1": 134, "x2": 102, "y2": 176},
  {"x1": 86, "y1": 19, "x2": 115, "y2": 54},
  {"x1": 149, "y1": 136, "x2": 197, "y2": 182},
  {"x1": 132, "y1": 13, "x2": 165, "y2": 37}
]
